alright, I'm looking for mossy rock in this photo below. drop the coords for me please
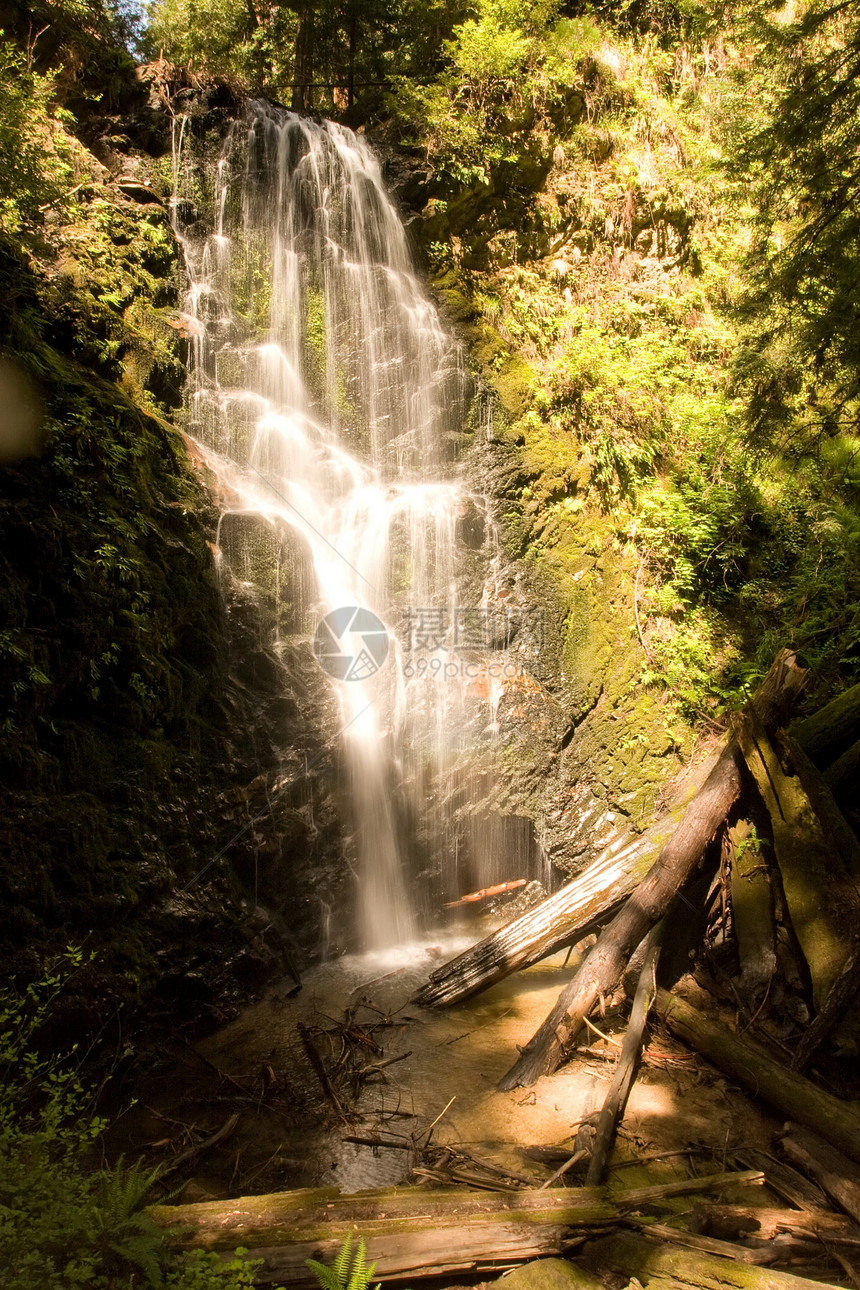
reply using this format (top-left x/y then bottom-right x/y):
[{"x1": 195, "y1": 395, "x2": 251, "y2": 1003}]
[{"x1": 493, "y1": 356, "x2": 537, "y2": 419}]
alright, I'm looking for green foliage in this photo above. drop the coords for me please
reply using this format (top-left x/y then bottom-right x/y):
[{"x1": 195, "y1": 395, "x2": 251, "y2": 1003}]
[
  {"x1": 0, "y1": 38, "x2": 75, "y2": 234},
  {"x1": 0, "y1": 952, "x2": 272, "y2": 1290},
  {"x1": 143, "y1": 0, "x2": 289, "y2": 83},
  {"x1": 730, "y1": 1, "x2": 860, "y2": 450},
  {"x1": 733, "y1": 822, "x2": 767, "y2": 863},
  {"x1": 419, "y1": 2, "x2": 860, "y2": 715},
  {"x1": 307, "y1": 1235, "x2": 380, "y2": 1290},
  {"x1": 0, "y1": 950, "x2": 164, "y2": 1290},
  {"x1": 391, "y1": 2, "x2": 601, "y2": 180},
  {"x1": 166, "y1": 1249, "x2": 268, "y2": 1288},
  {"x1": 141, "y1": 0, "x2": 463, "y2": 115}
]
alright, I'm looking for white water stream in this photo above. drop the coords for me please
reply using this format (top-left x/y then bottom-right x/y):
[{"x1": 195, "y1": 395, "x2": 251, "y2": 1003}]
[{"x1": 172, "y1": 103, "x2": 543, "y2": 951}]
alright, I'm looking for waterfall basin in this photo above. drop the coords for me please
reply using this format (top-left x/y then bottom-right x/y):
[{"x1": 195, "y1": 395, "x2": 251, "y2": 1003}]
[{"x1": 129, "y1": 941, "x2": 782, "y2": 1202}]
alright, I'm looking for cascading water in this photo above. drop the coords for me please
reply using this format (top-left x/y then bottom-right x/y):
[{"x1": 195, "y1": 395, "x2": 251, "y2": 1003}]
[{"x1": 172, "y1": 102, "x2": 546, "y2": 952}]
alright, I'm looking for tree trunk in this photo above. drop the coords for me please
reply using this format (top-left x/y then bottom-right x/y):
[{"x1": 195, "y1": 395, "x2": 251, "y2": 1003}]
[
  {"x1": 791, "y1": 681, "x2": 860, "y2": 768},
  {"x1": 497, "y1": 651, "x2": 806, "y2": 1090},
  {"x1": 347, "y1": 7, "x2": 356, "y2": 109},
  {"x1": 292, "y1": 4, "x2": 315, "y2": 112},
  {"x1": 654, "y1": 988, "x2": 860, "y2": 1163},
  {"x1": 415, "y1": 748, "x2": 730, "y2": 1009},
  {"x1": 584, "y1": 923, "x2": 662, "y2": 1185},
  {"x1": 732, "y1": 708, "x2": 857, "y2": 1007},
  {"x1": 584, "y1": 1230, "x2": 845, "y2": 1290},
  {"x1": 728, "y1": 820, "x2": 776, "y2": 1004}
]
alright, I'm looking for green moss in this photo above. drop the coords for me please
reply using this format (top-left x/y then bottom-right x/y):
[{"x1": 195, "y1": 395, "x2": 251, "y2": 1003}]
[{"x1": 492, "y1": 354, "x2": 536, "y2": 419}]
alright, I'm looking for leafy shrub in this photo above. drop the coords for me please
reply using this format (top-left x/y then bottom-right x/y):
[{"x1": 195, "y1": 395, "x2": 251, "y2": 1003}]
[
  {"x1": 0, "y1": 950, "x2": 269, "y2": 1289},
  {"x1": 0, "y1": 37, "x2": 74, "y2": 234}
]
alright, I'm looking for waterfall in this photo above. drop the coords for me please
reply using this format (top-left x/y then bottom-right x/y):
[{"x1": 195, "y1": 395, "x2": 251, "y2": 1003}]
[{"x1": 172, "y1": 102, "x2": 480, "y2": 950}]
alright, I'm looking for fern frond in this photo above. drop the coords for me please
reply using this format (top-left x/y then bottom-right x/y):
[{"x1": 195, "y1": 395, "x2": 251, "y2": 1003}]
[
  {"x1": 306, "y1": 1234, "x2": 379, "y2": 1290},
  {"x1": 306, "y1": 1257, "x2": 343, "y2": 1290},
  {"x1": 333, "y1": 1232, "x2": 353, "y2": 1284}
]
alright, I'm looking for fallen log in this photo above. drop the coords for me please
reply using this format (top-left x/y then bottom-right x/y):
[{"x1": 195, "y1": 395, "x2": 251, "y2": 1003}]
[
  {"x1": 152, "y1": 1183, "x2": 613, "y2": 1285},
  {"x1": 733, "y1": 1148, "x2": 829, "y2": 1210},
  {"x1": 151, "y1": 1172, "x2": 764, "y2": 1285},
  {"x1": 791, "y1": 681, "x2": 860, "y2": 768},
  {"x1": 444, "y1": 879, "x2": 527, "y2": 907},
  {"x1": 623, "y1": 1218, "x2": 774, "y2": 1265},
  {"x1": 497, "y1": 651, "x2": 806, "y2": 1090},
  {"x1": 692, "y1": 1202, "x2": 860, "y2": 1246},
  {"x1": 792, "y1": 942, "x2": 860, "y2": 1072},
  {"x1": 780, "y1": 733, "x2": 860, "y2": 878},
  {"x1": 614, "y1": 1169, "x2": 764, "y2": 1208},
  {"x1": 654, "y1": 988, "x2": 860, "y2": 1164},
  {"x1": 732, "y1": 708, "x2": 857, "y2": 1007},
  {"x1": 781, "y1": 1124, "x2": 860, "y2": 1225},
  {"x1": 585, "y1": 924, "x2": 662, "y2": 1185},
  {"x1": 824, "y1": 737, "x2": 860, "y2": 801},
  {"x1": 583, "y1": 1229, "x2": 845, "y2": 1290},
  {"x1": 415, "y1": 817, "x2": 682, "y2": 1008},
  {"x1": 497, "y1": 750, "x2": 739, "y2": 1089}
]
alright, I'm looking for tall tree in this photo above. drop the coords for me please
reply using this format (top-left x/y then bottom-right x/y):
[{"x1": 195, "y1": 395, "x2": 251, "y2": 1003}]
[
  {"x1": 291, "y1": 1, "x2": 315, "y2": 109},
  {"x1": 731, "y1": 1, "x2": 860, "y2": 450}
]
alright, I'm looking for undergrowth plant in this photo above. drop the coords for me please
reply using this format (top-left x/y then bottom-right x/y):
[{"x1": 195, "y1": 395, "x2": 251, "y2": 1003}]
[
  {"x1": 0, "y1": 949, "x2": 273, "y2": 1289},
  {"x1": 307, "y1": 1235, "x2": 381, "y2": 1290}
]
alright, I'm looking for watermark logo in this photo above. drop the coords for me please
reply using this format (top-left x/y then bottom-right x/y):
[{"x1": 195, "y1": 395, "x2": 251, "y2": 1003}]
[
  {"x1": 313, "y1": 606, "x2": 390, "y2": 681},
  {"x1": 398, "y1": 606, "x2": 523, "y2": 653}
]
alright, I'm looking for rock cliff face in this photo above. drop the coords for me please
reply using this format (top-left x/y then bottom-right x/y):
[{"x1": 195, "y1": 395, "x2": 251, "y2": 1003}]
[
  {"x1": 0, "y1": 70, "x2": 348, "y2": 1042},
  {"x1": 383, "y1": 140, "x2": 693, "y2": 885}
]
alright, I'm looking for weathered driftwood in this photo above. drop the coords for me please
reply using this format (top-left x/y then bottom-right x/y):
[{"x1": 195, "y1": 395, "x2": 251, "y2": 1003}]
[
  {"x1": 781, "y1": 1124, "x2": 860, "y2": 1225},
  {"x1": 414, "y1": 816, "x2": 681, "y2": 1008},
  {"x1": 654, "y1": 988, "x2": 860, "y2": 1164},
  {"x1": 692, "y1": 1202, "x2": 860, "y2": 1246},
  {"x1": 152, "y1": 1183, "x2": 614, "y2": 1284},
  {"x1": 732, "y1": 708, "x2": 857, "y2": 1007},
  {"x1": 497, "y1": 651, "x2": 807, "y2": 1090},
  {"x1": 151, "y1": 1172, "x2": 765, "y2": 1285},
  {"x1": 733, "y1": 1148, "x2": 828, "y2": 1211},
  {"x1": 584, "y1": 1229, "x2": 845, "y2": 1290},
  {"x1": 727, "y1": 821, "x2": 776, "y2": 1005},
  {"x1": 585, "y1": 924, "x2": 662, "y2": 1186},
  {"x1": 791, "y1": 681, "x2": 860, "y2": 768}
]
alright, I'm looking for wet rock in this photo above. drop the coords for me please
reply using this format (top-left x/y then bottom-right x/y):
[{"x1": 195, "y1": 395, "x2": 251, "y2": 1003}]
[{"x1": 498, "y1": 1258, "x2": 605, "y2": 1290}]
